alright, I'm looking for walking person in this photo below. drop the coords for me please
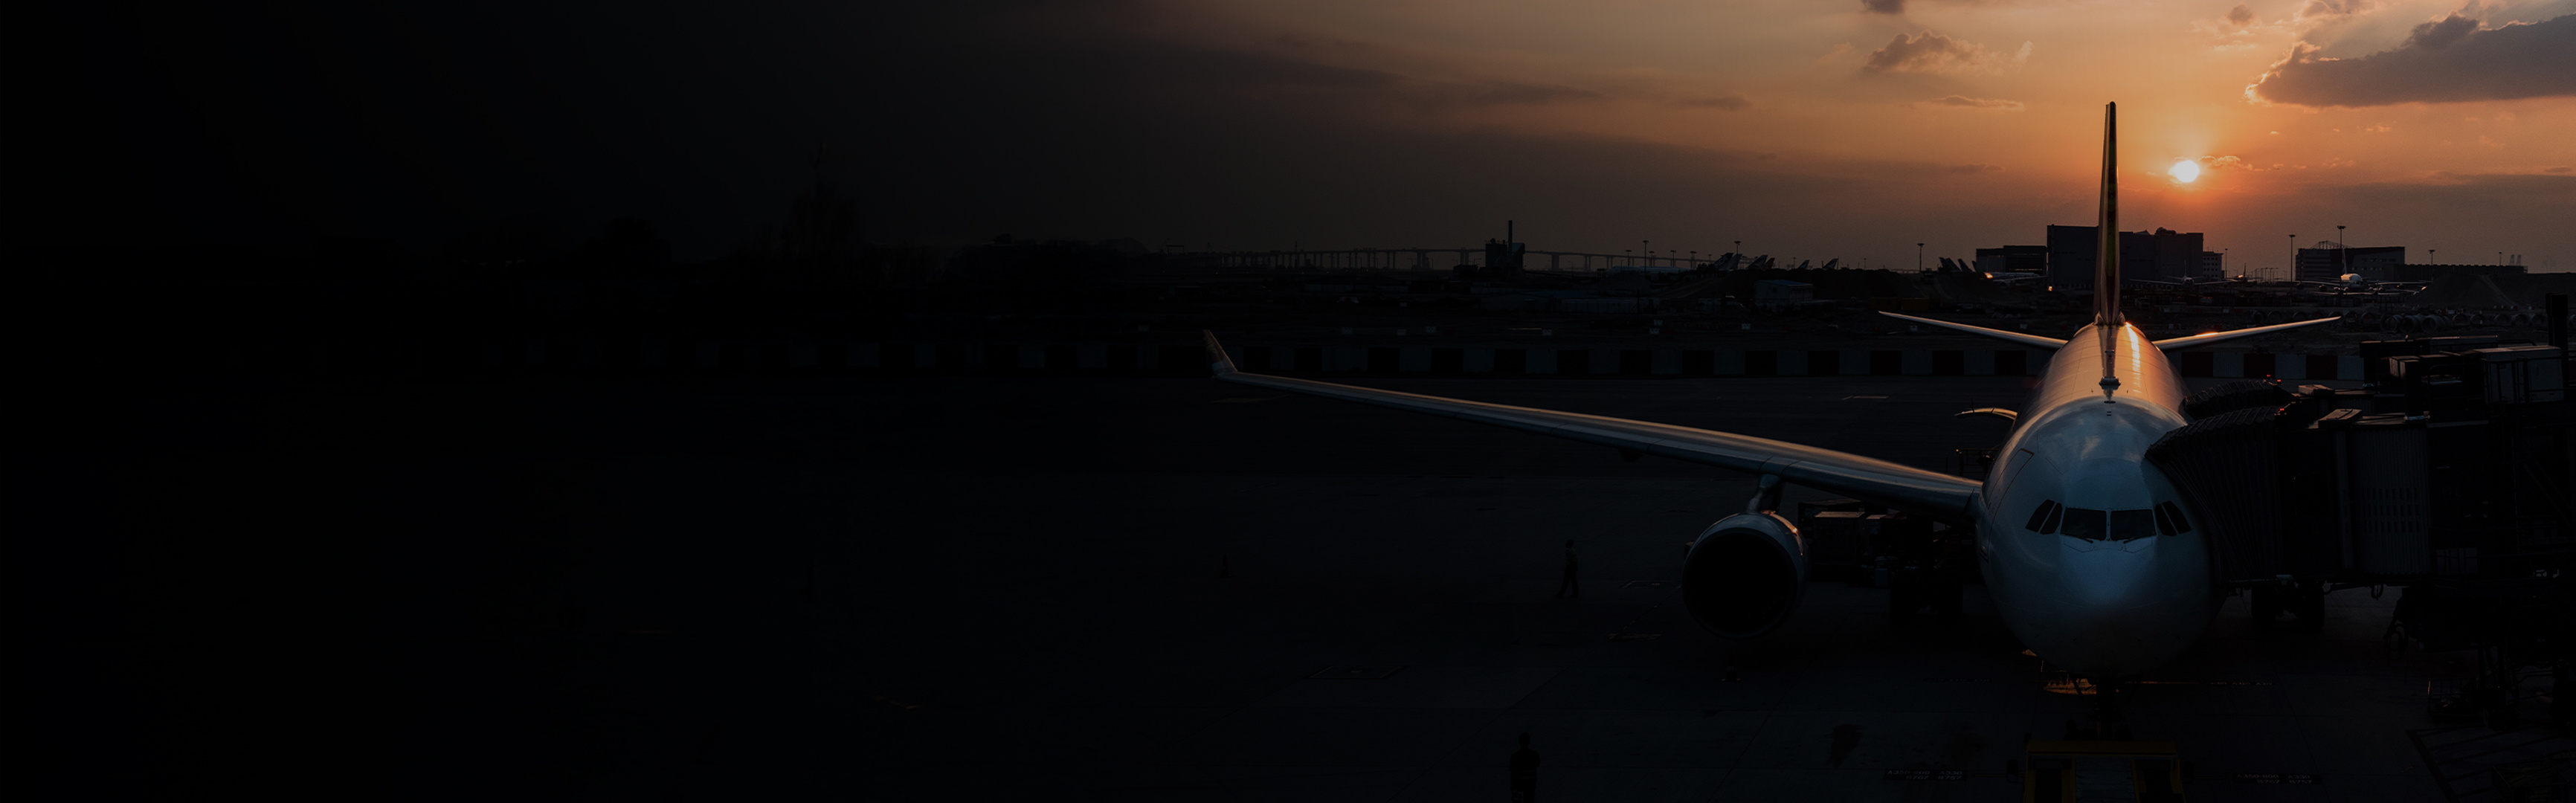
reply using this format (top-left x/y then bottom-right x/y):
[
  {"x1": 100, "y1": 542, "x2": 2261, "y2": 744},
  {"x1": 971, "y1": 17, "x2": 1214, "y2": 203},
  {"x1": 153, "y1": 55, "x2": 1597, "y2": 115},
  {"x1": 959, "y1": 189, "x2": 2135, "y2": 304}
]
[
  {"x1": 1555, "y1": 540, "x2": 1578, "y2": 598},
  {"x1": 1509, "y1": 732, "x2": 1540, "y2": 802}
]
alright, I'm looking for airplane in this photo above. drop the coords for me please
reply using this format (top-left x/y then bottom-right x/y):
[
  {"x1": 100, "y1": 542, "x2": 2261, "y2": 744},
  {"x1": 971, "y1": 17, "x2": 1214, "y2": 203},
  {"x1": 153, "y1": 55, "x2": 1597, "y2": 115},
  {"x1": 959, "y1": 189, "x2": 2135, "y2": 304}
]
[{"x1": 1197, "y1": 103, "x2": 2340, "y2": 705}]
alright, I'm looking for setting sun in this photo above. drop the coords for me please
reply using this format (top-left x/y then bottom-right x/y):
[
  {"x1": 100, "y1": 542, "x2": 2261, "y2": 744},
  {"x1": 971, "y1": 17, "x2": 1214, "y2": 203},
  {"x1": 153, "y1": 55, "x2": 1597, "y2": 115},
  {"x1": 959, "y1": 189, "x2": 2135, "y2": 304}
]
[{"x1": 2168, "y1": 159, "x2": 2200, "y2": 184}]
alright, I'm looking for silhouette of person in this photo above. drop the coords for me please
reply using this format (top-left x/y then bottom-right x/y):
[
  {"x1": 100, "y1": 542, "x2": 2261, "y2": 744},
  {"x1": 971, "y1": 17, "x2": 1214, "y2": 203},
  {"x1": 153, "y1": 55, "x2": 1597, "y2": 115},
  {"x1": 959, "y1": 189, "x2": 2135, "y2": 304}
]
[
  {"x1": 1554, "y1": 540, "x2": 1579, "y2": 598},
  {"x1": 1509, "y1": 732, "x2": 1540, "y2": 802}
]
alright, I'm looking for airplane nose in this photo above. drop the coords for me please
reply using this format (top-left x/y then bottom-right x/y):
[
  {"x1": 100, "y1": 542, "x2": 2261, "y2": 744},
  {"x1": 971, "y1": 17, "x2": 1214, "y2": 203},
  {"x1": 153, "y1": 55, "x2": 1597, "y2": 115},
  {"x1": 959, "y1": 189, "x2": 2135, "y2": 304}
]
[
  {"x1": 2059, "y1": 544, "x2": 2154, "y2": 612},
  {"x1": 2029, "y1": 541, "x2": 2198, "y2": 676}
]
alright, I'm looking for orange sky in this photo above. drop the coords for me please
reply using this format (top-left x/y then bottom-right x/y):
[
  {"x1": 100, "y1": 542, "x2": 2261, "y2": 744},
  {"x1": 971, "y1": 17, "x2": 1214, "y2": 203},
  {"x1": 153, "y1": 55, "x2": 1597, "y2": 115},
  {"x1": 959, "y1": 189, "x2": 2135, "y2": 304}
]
[{"x1": 1069, "y1": 0, "x2": 2575, "y2": 273}]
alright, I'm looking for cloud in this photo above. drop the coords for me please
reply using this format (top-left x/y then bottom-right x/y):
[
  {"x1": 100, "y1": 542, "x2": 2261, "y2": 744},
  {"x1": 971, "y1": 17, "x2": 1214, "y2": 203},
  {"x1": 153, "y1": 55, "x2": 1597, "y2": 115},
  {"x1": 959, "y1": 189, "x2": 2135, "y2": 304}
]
[
  {"x1": 2404, "y1": 13, "x2": 2479, "y2": 48},
  {"x1": 1681, "y1": 94, "x2": 1753, "y2": 110},
  {"x1": 1861, "y1": 32, "x2": 2029, "y2": 75},
  {"x1": 2297, "y1": 0, "x2": 2371, "y2": 21},
  {"x1": 2226, "y1": 3, "x2": 2258, "y2": 26},
  {"x1": 2246, "y1": 13, "x2": 2576, "y2": 106},
  {"x1": 1948, "y1": 163, "x2": 2004, "y2": 173},
  {"x1": 1924, "y1": 94, "x2": 2023, "y2": 109},
  {"x1": 2200, "y1": 155, "x2": 2261, "y2": 170},
  {"x1": 1441, "y1": 81, "x2": 1607, "y2": 106},
  {"x1": 1862, "y1": 0, "x2": 1905, "y2": 15}
]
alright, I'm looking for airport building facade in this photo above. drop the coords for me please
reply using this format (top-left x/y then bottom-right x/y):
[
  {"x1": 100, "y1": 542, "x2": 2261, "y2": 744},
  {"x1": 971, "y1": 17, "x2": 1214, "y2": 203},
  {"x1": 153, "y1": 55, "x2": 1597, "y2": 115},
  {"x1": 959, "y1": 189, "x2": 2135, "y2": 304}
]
[
  {"x1": 2042, "y1": 225, "x2": 2218, "y2": 289},
  {"x1": 2296, "y1": 244, "x2": 2405, "y2": 282}
]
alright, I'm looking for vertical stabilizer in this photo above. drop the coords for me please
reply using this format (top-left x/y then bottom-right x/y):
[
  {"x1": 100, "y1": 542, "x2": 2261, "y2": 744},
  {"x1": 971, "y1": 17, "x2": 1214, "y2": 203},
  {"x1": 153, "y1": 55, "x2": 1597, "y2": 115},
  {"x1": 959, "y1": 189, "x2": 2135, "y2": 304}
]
[
  {"x1": 2096, "y1": 103, "x2": 2119, "y2": 329},
  {"x1": 2095, "y1": 103, "x2": 2122, "y2": 397}
]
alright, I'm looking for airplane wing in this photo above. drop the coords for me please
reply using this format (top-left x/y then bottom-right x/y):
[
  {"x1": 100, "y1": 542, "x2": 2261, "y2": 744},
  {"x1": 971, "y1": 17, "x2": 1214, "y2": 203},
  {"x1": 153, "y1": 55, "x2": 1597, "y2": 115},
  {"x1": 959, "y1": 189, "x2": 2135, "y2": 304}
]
[
  {"x1": 1876, "y1": 312, "x2": 2068, "y2": 349},
  {"x1": 1200, "y1": 331, "x2": 1982, "y2": 523},
  {"x1": 2149, "y1": 316, "x2": 2340, "y2": 349}
]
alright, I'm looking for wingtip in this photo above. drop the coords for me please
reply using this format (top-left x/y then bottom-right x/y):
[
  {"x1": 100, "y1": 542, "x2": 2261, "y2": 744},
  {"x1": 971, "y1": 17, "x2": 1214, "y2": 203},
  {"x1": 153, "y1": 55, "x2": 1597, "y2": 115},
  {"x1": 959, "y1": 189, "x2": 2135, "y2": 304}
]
[{"x1": 1201, "y1": 329, "x2": 1238, "y2": 375}]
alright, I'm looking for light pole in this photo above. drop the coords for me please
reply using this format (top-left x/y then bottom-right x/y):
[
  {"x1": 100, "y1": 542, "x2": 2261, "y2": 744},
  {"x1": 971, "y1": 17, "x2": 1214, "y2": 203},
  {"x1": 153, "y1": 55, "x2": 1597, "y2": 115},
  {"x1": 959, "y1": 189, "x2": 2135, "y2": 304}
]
[
  {"x1": 2287, "y1": 233, "x2": 2297, "y2": 282},
  {"x1": 1917, "y1": 242, "x2": 1926, "y2": 273},
  {"x1": 2337, "y1": 225, "x2": 2347, "y2": 278}
]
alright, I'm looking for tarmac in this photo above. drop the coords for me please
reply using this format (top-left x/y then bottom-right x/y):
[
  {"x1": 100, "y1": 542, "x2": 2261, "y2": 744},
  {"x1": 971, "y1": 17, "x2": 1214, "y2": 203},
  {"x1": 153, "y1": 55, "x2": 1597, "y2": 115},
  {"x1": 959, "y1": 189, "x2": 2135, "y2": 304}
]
[{"x1": 7, "y1": 370, "x2": 2529, "y2": 801}]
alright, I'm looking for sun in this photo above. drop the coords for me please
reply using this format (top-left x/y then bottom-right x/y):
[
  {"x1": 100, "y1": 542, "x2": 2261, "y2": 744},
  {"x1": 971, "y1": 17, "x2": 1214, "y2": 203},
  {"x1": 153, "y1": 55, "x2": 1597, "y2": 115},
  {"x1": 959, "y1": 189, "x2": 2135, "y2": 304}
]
[{"x1": 2168, "y1": 158, "x2": 2200, "y2": 183}]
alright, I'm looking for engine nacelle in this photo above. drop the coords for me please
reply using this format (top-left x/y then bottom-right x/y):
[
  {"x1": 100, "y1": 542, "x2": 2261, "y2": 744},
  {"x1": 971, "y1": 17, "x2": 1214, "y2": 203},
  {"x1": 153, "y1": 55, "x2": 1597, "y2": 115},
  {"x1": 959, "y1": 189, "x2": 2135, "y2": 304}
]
[{"x1": 1682, "y1": 512, "x2": 1809, "y2": 639}]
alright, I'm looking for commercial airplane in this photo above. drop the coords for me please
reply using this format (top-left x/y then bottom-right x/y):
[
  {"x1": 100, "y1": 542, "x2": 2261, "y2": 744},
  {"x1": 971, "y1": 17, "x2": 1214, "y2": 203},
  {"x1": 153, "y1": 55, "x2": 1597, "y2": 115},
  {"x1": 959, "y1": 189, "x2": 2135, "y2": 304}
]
[{"x1": 1199, "y1": 103, "x2": 2341, "y2": 686}]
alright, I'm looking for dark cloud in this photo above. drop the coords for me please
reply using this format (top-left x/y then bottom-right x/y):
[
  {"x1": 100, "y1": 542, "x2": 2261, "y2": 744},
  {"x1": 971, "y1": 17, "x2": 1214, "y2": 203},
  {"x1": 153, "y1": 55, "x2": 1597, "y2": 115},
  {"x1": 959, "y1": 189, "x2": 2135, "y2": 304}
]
[
  {"x1": 2404, "y1": 13, "x2": 2479, "y2": 48},
  {"x1": 2248, "y1": 14, "x2": 2576, "y2": 106},
  {"x1": 1440, "y1": 81, "x2": 1606, "y2": 106},
  {"x1": 1861, "y1": 0, "x2": 1905, "y2": 15},
  {"x1": 1862, "y1": 32, "x2": 2025, "y2": 74},
  {"x1": 1925, "y1": 94, "x2": 2023, "y2": 109},
  {"x1": 2225, "y1": 3, "x2": 2257, "y2": 26}
]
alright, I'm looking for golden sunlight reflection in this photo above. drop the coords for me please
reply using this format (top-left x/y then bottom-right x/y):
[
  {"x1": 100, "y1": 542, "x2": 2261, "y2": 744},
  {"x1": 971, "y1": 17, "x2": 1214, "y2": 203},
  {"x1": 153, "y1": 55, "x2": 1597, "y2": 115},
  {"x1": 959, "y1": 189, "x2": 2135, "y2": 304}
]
[{"x1": 2168, "y1": 159, "x2": 2200, "y2": 183}]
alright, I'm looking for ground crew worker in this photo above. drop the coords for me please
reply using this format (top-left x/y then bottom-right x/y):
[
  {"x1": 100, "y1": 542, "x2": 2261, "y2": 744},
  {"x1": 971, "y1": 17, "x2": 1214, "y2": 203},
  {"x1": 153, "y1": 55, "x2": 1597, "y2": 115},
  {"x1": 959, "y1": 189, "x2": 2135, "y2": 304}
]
[
  {"x1": 1510, "y1": 732, "x2": 1539, "y2": 802},
  {"x1": 1556, "y1": 540, "x2": 1578, "y2": 598}
]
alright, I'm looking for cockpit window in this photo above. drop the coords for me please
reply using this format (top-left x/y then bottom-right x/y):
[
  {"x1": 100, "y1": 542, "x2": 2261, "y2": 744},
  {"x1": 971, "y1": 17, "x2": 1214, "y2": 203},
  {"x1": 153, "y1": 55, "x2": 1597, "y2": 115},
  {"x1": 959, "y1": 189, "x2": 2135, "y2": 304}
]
[
  {"x1": 2110, "y1": 509, "x2": 2156, "y2": 541},
  {"x1": 2025, "y1": 500, "x2": 2060, "y2": 532},
  {"x1": 2156, "y1": 501, "x2": 2192, "y2": 535},
  {"x1": 2058, "y1": 507, "x2": 2157, "y2": 541},
  {"x1": 2058, "y1": 508, "x2": 2106, "y2": 540}
]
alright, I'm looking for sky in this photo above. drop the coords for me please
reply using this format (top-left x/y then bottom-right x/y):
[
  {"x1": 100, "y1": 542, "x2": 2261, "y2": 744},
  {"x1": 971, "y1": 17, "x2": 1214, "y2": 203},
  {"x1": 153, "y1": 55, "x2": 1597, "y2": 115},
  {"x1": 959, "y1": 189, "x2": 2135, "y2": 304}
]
[{"x1": 13, "y1": 0, "x2": 2573, "y2": 274}]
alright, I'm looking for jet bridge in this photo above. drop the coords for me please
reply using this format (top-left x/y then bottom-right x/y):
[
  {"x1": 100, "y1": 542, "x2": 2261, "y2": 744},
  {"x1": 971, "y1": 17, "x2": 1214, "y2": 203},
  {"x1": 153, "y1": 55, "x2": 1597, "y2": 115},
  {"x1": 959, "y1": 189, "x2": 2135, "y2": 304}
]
[
  {"x1": 2147, "y1": 340, "x2": 2569, "y2": 595},
  {"x1": 2148, "y1": 339, "x2": 2572, "y2": 726}
]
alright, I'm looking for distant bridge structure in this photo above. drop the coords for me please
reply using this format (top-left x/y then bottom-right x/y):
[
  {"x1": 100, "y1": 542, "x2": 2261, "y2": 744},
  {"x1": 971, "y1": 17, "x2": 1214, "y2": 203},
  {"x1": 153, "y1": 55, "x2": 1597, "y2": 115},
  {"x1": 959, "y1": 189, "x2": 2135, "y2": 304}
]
[{"x1": 1180, "y1": 248, "x2": 1710, "y2": 272}]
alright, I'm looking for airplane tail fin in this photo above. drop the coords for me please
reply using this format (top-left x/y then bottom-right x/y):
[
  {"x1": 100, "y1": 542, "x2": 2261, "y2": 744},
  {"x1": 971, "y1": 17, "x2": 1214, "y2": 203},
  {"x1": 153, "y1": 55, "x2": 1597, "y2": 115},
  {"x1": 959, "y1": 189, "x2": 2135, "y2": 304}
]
[
  {"x1": 2095, "y1": 102, "x2": 2120, "y2": 331},
  {"x1": 2093, "y1": 103, "x2": 2122, "y2": 398},
  {"x1": 1202, "y1": 330, "x2": 1239, "y2": 375}
]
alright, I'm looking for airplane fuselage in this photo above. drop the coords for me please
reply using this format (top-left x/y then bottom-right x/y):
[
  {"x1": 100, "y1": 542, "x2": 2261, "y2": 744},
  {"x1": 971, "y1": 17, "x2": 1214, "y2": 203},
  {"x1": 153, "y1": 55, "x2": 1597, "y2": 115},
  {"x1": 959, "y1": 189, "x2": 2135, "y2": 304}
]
[{"x1": 1976, "y1": 323, "x2": 2219, "y2": 677}]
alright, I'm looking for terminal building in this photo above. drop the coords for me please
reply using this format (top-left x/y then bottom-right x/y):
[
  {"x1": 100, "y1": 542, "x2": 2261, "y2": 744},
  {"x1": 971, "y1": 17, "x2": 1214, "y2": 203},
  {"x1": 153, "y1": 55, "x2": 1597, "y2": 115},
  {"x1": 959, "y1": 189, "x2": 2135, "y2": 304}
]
[
  {"x1": 2042, "y1": 225, "x2": 2221, "y2": 289},
  {"x1": 2296, "y1": 243, "x2": 2405, "y2": 282},
  {"x1": 1972, "y1": 245, "x2": 2047, "y2": 275}
]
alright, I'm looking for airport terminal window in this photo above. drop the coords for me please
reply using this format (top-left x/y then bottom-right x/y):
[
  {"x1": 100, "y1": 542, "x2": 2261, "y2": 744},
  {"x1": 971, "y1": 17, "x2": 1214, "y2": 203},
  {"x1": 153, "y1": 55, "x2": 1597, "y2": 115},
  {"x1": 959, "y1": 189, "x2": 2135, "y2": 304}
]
[
  {"x1": 2026, "y1": 500, "x2": 2061, "y2": 532},
  {"x1": 2157, "y1": 501, "x2": 2192, "y2": 534},
  {"x1": 2058, "y1": 508, "x2": 2106, "y2": 540}
]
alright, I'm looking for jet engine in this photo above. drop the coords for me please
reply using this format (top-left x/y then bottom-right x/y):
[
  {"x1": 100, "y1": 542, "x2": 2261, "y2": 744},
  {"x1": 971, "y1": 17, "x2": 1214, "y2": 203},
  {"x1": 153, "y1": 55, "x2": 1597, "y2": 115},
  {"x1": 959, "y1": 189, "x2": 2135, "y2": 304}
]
[{"x1": 1681, "y1": 512, "x2": 1809, "y2": 639}]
